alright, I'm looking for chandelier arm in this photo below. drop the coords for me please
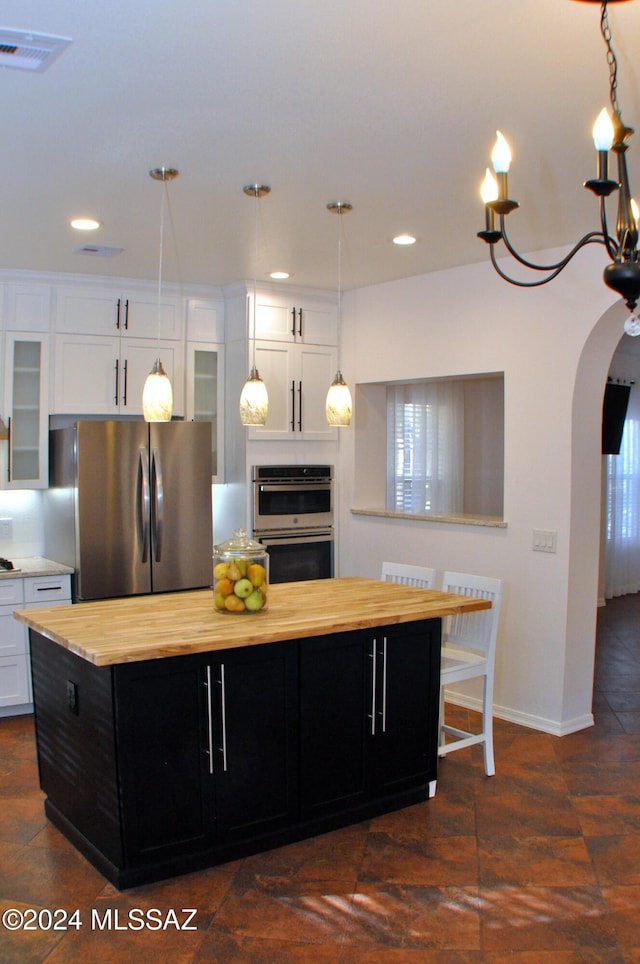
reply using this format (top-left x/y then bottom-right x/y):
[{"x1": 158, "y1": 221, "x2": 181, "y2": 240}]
[
  {"x1": 499, "y1": 217, "x2": 608, "y2": 272},
  {"x1": 598, "y1": 195, "x2": 620, "y2": 261},
  {"x1": 489, "y1": 232, "x2": 609, "y2": 289}
]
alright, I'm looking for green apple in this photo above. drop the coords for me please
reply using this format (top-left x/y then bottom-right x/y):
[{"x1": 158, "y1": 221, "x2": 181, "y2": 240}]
[{"x1": 234, "y1": 578, "x2": 253, "y2": 599}]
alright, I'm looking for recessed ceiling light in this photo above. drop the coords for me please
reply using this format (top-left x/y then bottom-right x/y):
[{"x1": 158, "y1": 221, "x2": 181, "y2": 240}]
[
  {"x1": 393, "y1": 234, "x2": 416, "y2": 246},
  {"x1": 70, "y1": 217, "x2": 101, "y2": 231},
  {"x1": 270, "y1": 271, "x2": 290, "y2": 280}
]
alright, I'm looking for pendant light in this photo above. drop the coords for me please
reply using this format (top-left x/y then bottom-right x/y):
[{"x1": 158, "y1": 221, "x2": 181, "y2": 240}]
[
  {"x1": 326, "y1": 201, "x2": 353, "y2": 427},
  {"x1": 239, "y1": 183, "x2": 271, "y2": 426},
  {"x1": 142, "y1": 167, "x2": 177, "y2": 422}
]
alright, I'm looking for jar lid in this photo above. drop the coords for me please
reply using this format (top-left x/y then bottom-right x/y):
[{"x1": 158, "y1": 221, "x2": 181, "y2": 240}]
[{"x1": 214, "y1": 528, "x2": 265, "y2": 555}]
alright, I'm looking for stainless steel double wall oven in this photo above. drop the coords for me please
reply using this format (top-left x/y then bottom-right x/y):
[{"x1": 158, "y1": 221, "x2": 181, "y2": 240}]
[{"x1": 252, "y1": 465, "x2": 334, "y2": 583}]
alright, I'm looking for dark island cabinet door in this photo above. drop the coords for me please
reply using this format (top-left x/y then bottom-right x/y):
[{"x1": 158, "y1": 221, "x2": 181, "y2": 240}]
[
  {"x1": 208, "y1": 640, "x2": 298, "y2": 842},
  {"x1": 299, "y1": 629, "x2": 371, "y2": 819},
  {"x1": 115, "y1": 655, "x2": 213, "y2": 866},
  {"x1": 370, "y1": 620, "x2": 440, "y2": 795},
  {"x1": 114, "y1": 640, "x2": 299, "y2": 867},
  {"x1": 299, "y1": 620, "x2": 440, "y2": 820}
]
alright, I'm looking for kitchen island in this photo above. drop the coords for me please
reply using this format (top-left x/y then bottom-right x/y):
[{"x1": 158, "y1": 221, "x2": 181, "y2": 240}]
[{"x1": 15, "y1": 577, "x2": 489, "y2": 889}]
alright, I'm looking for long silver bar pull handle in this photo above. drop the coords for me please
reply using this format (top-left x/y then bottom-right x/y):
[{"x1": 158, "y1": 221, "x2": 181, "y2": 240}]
[
  {"x1": 219, "y1": 663, "x2": 228, "y2": 771},
  {"x1": 205, "y1": 665, "x2": 214, "y2": 775},
  {"x1": 381, "y1": 637, "x2": 388, "y2": 733},
  {"x1": 369, "y1": 639, "x2": 377, "y2": 735}
]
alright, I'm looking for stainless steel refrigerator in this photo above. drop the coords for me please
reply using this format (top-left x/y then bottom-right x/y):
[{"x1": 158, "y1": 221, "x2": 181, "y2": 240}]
[{"x1": 45, "y1": 420, "x2": 213, "y2": 601}]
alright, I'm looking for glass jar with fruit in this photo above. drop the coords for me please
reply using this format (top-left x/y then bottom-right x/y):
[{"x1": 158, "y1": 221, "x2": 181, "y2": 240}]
[{"x1": 212, "y1": 529, "x2": 269, "y2": 614}]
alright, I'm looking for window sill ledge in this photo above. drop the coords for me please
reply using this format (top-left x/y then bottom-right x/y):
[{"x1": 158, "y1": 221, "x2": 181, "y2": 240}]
[{"x1": 350, "y1": 508, "x2": 507, "y2": 528}]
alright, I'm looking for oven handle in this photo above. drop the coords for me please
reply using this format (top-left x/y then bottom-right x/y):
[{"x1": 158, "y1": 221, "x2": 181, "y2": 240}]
[
  {"x1": 256, "y1": 530, "x2": 334, "y2": 544},
  {"x1": 257, "y1": 483, "x2": 332, "y2": 493}
]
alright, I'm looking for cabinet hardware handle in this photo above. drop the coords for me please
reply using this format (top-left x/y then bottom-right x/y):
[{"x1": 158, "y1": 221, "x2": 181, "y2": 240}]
[
  {"x1": 291, "y1": 306, "x2": 296, "y2": 337},
  {"x1": 297, "y1": 307, "x2": 302, "y2": 338},
  {"x1": 297, "y1": 381, "x2": 302, "y2": 431},
  {"x1": 218, "y1": 663, "x2": 228, "y2": 772},
  {"x1": 114, "y1": 359, "x2": 119, "y2": 405},
  {"x1": 205, "y1": 666, "x2": 214, "y2": 775},
  {"x1": 116, "y1": 298, "x2": 121, "y2": 330},
  {"x1": 369, "y1": 640, "x2": 377, "y2": 735},
  {"x1": 122, "y1": 359, "x2": 128, "y2": 406},
  {"x1": 35, "y1": 585, "x2": 62, "y2": 592},
  {"x1": 290, "y1": 380, "x2": 296, "y2": 432},
  {"x1": 381, "y1": 637, "x2": 388, "y2": 733},
  {"x1": 123, "y1": 299, "x2": 129, "y2": 331}
]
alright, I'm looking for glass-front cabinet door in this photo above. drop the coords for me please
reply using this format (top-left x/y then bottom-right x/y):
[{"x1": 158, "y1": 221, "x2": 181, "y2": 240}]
[
  {"x1": 1, "y1": 332, "x2": 49, "y2": 489},
  {"x1": 186, "y1": 342, "x2": 224, "y2": 481}
]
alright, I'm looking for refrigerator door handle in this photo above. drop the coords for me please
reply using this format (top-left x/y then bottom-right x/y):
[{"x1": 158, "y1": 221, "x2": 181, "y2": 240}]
[
  {"x1": 151, "y1": 447, "x2": 164, "y2": 562},
  {"x1": 138, "y1": 446, "x2": 151, "y2": 563}
]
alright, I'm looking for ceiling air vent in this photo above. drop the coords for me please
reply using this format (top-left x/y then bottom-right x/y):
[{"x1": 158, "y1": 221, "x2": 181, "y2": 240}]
[
  {"x1": 0, "y1": 28, "x2": 72, "y2": 72},
  {"x1": 74, "y1": 245, "x2": 124, "y2": 258}
]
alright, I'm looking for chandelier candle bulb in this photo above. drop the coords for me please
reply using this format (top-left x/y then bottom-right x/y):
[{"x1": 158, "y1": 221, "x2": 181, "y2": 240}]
[
  {"x1": 593, "y1": 108, "x2": 614, "y2": 152},
  {"x1": 480, "y1": 168, "x2": 500, "y2": 238}
]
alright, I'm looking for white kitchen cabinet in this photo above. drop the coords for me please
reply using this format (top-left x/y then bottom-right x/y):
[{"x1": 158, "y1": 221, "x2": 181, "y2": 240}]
[
  {"x1": 4, "y1": 283, "x2": 52, "y2": 332},
  {"x1": 53, "y1": 334, "x2": 184, "y2": 416},
  {"x1": 0, "y1": 573, "x2": 72, "y2": 715},
  {"x1": 53, "y1": 281, "x2": 189, "y2": 417},
  {"x1": 186, "y1": 342, "x2": 225, "y2": 480},
  {"x1": 248, "y1": 340, "x2": 338, "y2": 441},
  {"x1": 0, "y1": 332, "x2": 50, "y2": 488},
  {"x1": 252, "y1": 291, "x2": 337, "y2": 346},
  {"x1": 55, "y1": 284, "x2": 182, "y2": 341}
]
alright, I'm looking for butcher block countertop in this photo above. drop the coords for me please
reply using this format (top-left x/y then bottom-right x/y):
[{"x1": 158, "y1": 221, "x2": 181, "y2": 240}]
[{"x1": 14, "y1": 576, "x2": 490, "y2": 667}]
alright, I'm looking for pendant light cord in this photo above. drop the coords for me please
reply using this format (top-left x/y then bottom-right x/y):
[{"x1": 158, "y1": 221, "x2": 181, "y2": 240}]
[
  {"x1": 156, "y1": 183, "x2": 166, "y2": 353},
  {"x1": 252, "y1": 189, "x2": 259, "y2": 373}
]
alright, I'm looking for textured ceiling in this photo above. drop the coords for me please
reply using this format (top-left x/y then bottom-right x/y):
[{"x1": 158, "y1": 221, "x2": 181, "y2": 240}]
[{"x1": 2, "y1": 0, "x2": 640, "y2": 292}]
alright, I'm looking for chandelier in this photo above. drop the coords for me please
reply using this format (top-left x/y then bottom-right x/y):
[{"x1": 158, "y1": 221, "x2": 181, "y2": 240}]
[{"x1": 478, "y1": 0, "x2": 640, "y2": 336}]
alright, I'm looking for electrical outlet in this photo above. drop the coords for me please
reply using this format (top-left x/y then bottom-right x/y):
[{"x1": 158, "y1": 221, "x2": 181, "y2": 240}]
[
  {"x1": 0, "y1": 518, "x2": 12, "y2": 540},
  {"x1": 532, "y1": 529, "x2": 557, "y2": 553}
]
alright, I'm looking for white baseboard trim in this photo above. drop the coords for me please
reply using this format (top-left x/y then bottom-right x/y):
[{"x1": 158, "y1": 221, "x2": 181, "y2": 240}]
[{"x1": 444, "y1": 692, "x2": 594, "y2": 737}]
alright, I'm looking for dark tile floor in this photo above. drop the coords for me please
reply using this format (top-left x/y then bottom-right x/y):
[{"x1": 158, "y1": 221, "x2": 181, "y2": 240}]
[{"x1": 2, "y1": 595, "x2": 640, "y2": 961}]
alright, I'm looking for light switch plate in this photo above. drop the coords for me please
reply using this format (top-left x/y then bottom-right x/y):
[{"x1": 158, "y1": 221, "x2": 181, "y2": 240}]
[
  {"x1": 532, "y1": 529, "x2": 557, "y2": 553},
  {"x1": 0, "y1": 518, "x2": 12, "y2": 540}
]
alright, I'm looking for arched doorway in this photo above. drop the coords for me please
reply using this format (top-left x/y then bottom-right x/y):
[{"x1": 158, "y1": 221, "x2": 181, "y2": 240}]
[{"x1": 566, "y1": 301, "x2": 629, "y2": 724}]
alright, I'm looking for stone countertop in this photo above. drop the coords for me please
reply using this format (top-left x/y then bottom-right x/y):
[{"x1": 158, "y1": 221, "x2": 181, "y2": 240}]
[
  {"x1": 0, "y1": 556, "x2": 74, "y2": 579},
  {"x1": 14, "y1": 576, "x2": 490, "y2": 667}
]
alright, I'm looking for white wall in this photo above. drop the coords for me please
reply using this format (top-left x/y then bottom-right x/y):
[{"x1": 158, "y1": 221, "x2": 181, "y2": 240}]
[{"x1": 337, "y1": 245, "x2": 625, "y2": 735}]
